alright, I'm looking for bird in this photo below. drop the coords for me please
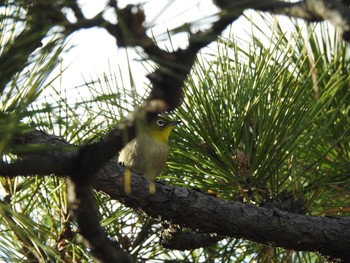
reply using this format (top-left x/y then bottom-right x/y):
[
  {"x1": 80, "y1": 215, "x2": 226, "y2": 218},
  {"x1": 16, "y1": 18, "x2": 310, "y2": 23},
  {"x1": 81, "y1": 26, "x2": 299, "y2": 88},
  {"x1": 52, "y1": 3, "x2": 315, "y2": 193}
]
[{"x1": 118, "y1": 116, "x2": 181, "y2": 193}]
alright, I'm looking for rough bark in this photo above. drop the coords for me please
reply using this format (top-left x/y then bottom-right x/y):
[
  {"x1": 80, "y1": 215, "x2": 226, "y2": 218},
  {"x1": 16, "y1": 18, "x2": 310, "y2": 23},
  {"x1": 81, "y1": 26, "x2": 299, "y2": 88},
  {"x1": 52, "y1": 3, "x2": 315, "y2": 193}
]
[{"x1": 6, "y1": 130, "x2": 350, "y2": 261}]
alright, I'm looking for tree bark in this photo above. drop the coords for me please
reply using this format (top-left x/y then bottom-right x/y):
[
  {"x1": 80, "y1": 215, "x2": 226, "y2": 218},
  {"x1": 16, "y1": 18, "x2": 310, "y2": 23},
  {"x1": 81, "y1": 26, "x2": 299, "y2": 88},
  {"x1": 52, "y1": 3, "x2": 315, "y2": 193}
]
[
  {"x1": 7, "y1": 130, "x2": 350, "y2": 261},
  {"x1": 95, "y1": 162, "x2": 350, "y2": 261}
]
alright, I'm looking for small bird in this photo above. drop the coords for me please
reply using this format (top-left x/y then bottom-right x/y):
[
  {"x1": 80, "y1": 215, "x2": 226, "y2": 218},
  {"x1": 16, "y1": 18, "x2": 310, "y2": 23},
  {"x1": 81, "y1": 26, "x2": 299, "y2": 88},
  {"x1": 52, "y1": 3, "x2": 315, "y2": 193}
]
[{"x1": 118, "y1": 116, "x2": 180, "y2": 192}]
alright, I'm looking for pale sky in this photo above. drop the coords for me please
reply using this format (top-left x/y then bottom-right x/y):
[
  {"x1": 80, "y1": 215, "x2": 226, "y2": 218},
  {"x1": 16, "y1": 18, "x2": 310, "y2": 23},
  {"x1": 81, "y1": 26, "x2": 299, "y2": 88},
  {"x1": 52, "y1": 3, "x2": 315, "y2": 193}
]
[
  {"x1": 56, "y1": 1, "x2": 221, "y2": 95},
  {"x1": 48, "y1": 1, "x2": 297, "y2": 107}
]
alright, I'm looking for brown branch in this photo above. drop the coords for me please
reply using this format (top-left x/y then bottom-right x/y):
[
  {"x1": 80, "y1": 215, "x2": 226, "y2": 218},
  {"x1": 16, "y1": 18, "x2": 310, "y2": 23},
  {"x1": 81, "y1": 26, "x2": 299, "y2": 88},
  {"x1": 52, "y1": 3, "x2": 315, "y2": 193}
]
[
  {"x1": 91, "y1": 3, "x2": 243, "y2": 113},
  {"x1": 0, "y1": 156, "x2": 72, "y2": 177},
  {"x1": 161, "y1": 223, "x2": 223, "y2": 250},
  {"x1": 66, "y1": 177, "x2": 131, "y2": 263},
  {"x1": 259, "y1": 1, "x2": 323, "y2": 22},
  {"x1": 213, "y1": 0, "x2": 350, "y2": 41},
  {"x1": 94, "y1": 167, "x2": 350, "y2": 261},
  {"x1": 305, "y1": 0, "x2": 350, "y2": 40},
  {"x1": 7, "y1": 131, "x2": 350, "y2": 261},
  {"x1": 259, "y1": 0, "x2": 350, "y2": 40},
  {"x1": 2, "y1": 129, "x2": 133, "y2": 262},
  {"x1": 66, "y1": 124, "x2": 136, "y2": 263},
  {"x1": 8, "y1": 130, "x2": 350, "y2": 260}
]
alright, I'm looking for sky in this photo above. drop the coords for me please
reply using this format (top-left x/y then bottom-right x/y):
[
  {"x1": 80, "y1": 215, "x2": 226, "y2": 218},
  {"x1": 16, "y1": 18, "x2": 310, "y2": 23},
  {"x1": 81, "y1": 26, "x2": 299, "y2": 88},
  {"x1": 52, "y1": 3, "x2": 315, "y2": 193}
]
[
  {"x1": 56, "y1": 0, "x2": 301, "y2": 95},
  {"x1": 55, "y1": 0, "x2": 225, "y2": 96},
  {"x1": 41, "y1": 0, "x2": 300, "y2": 118}
]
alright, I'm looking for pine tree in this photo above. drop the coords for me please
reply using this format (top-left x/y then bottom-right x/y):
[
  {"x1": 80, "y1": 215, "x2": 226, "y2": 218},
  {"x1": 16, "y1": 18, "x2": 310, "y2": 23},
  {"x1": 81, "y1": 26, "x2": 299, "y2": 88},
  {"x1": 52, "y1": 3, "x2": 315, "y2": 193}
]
[{"x1": 1, "y1": 1, "x2": 350, "y2": 262}]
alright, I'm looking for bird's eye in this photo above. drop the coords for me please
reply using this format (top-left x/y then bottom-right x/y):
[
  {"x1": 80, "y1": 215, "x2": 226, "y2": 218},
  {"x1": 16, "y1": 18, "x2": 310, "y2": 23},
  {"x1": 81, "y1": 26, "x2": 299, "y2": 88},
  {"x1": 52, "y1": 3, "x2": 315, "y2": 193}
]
[{"x1": 156, "y1": 119, "x2": 165, "y2": 127}]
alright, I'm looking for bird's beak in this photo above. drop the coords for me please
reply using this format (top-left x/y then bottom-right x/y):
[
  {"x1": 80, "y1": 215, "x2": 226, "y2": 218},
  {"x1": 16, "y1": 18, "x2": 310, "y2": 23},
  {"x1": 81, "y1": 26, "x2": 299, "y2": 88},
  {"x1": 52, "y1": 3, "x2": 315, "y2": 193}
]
[{"x1": 169, "y1": 120, "x2": 181, "y2": 126}]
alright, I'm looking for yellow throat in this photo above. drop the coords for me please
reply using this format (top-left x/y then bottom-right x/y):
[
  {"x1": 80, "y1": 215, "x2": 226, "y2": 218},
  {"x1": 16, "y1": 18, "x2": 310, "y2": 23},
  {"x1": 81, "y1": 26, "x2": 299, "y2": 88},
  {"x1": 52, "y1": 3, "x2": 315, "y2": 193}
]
[{"x1": 147, "y1": 125, "x2": 173, "y2": 143}]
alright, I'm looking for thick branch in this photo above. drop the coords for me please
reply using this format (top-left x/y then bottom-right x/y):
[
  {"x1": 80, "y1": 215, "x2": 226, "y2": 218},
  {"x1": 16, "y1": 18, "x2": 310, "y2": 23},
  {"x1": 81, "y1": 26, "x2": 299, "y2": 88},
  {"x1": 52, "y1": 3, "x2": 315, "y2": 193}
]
[
  {"x1": 212, "y1": 0, "x2": 350, "y2": 41},
  {"x1": 260, "y1": 1, "x2": 323, "y2": 21},
  {"x1": 0, "y1": 156, "x2": 72, "y2": 177},
  {"x1": 66, "y1": 177, "x2": 131, "y2": 263},
  {"x1": 6, "y1": 131, "x2": 350, "y2": 261},
  {"x1": 5, "y1": 129, "x2": 134, "y2": 262},
  {"x1": 161, "y1": 224, "x2": 223, "y2": 250},
  {"x1": 305, "y1": 0, "x2": 350, "y2": 40},
  {"x1": 94, "y1": 168, "x2": 350, "y2": 261},
  {"x1": 259, "y1": 0, "x2": 350, "y2": 40},
  {"x1": 94, "y1": 4, "x2": 243, "y2": 112}
]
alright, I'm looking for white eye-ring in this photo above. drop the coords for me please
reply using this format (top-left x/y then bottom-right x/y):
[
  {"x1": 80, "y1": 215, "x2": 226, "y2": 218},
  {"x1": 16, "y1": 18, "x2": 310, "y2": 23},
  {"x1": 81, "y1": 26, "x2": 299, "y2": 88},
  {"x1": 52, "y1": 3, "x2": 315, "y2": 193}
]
[{"x1": 156, "y1": 119, "x2": 166, "y2": 127}]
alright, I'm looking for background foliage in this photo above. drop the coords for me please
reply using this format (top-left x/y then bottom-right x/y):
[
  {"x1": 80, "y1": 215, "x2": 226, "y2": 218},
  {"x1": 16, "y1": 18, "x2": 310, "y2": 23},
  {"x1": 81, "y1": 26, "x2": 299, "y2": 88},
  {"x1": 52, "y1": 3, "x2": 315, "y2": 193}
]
[{"x1": 0, "y1": 3, "x2": 350, "y2": 262}]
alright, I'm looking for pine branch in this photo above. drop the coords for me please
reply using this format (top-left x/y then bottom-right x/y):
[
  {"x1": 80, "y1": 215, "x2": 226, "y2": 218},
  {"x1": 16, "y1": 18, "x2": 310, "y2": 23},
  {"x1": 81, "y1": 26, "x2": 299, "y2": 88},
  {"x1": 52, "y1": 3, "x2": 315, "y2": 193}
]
[
  {"x1": 66, "y1": 177, "x2": 132, "y2": 263},
  {"x1": 256, "y1": 0, "x2": 350, "y2": 40},
  {"x1": 160, "y1": 223, "x2": 223, "y2": 250},
  {"x1": 95, "y1": 165, "x2": 350, "y2": 262},
  {"x1": 5, "y1": 130, "x2": 350, "y2": 261}
]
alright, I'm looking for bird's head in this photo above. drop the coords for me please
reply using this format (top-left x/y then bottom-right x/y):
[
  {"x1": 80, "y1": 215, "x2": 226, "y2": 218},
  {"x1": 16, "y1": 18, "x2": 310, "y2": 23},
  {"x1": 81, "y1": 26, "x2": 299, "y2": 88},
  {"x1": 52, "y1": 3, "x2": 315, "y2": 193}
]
[{"x1": 147, "y1": 116, "x2": 181, "y2": 143}]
